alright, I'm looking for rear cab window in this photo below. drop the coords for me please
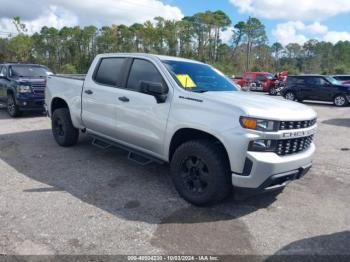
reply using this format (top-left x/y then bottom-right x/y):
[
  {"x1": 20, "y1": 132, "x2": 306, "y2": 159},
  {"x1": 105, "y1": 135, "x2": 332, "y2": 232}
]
[{"x1": 94, "y1": 58, "x2": 126, "y2": 87}]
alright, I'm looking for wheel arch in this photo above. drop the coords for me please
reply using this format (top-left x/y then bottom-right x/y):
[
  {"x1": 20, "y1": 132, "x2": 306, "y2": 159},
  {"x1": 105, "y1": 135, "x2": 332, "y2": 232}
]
[
  {"x1": 50, "y1": 97, "x2": 69, "y2": 115},
  {"x1": 168, "y1": 128, "x2": 231, "y2": 170}
]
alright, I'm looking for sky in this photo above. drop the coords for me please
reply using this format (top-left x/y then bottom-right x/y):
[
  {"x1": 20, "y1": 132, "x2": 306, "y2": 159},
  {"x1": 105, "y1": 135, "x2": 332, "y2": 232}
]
[{"x1": 0, "y1": 0, "x2": 350, "y2": 46}]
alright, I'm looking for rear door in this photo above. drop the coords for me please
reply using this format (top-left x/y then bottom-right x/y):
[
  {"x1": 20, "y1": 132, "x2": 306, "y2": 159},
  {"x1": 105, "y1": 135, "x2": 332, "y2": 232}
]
[
  {"x1": 81, "y1": 57, "x2": 129, "y2": 138},
  {"x1": 302, "y1": 77, "x2": 320, "y2": 100},
  {"x1": 113, "y1": 58, "x2": 172, "y2": 156}
]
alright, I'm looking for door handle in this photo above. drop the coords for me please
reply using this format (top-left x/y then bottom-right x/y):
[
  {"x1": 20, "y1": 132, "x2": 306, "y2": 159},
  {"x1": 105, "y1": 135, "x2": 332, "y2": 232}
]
[
  {"x1": 118, "y1": 96, "x2": 130, "y2": 102},
  {"x1": 84, "y1": 90, "x2": 93, "y2": 95}
]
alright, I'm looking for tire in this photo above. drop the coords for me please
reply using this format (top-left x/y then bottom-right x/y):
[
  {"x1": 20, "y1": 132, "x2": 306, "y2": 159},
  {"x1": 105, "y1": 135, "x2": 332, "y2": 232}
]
[
  {"x1": 170, "y1": 139, "x2": 232, "y2": 206},
  {"x1": 333, "y1": 94, "x2": 348, "y2": 107},
  {"x1": 7, "y1": 94, "x2": 22, "y2": 117},
  {"x1": 52, "y1": 108, "x2": 79, "y2": 147},
  {"x1": 284, "y1": 91, "x2": 296, "y2": 101},
  {"x1": 269, "y1": 87, "x2": 277, "y2": 96}
]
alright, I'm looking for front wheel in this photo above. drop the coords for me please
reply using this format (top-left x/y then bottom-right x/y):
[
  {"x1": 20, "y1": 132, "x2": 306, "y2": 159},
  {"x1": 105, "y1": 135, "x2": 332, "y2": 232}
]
[
  {"x1": 334, "y1": 94, "x2": 348, "y2": 107},
  {"x1": 7, "y1": 94, "x2": 22, "y2": 117},
  {"x1": 52, "y1": 108, "x2": 79, "y2": 147},
  {"x1": 269, "y1": 87, "x2": 277, "y2": 96},
  {"x1": 284, "y1": 91, "x2": 296, "y2": 101},
  {"x1": 170, "y1": 140, "x2": 232, "y2": 206}
]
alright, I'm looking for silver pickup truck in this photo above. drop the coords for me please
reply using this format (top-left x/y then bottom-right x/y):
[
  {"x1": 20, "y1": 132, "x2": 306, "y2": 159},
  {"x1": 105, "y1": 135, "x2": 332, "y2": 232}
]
[{"x1": 45, "y1": 53, "x2": 317, "y2": 206}]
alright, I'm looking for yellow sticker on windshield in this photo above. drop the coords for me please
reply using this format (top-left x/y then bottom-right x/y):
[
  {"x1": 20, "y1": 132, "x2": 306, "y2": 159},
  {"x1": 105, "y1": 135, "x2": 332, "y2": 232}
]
[{"x1": 176, "y1": 74, "x2": 197, "y2": 89}]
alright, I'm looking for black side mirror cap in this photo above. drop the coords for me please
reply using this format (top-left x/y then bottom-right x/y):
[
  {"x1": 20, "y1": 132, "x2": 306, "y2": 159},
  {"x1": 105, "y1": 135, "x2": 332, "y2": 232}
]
[{"x1": 140, "y1": 81, "x2": 168, "y2": 103}]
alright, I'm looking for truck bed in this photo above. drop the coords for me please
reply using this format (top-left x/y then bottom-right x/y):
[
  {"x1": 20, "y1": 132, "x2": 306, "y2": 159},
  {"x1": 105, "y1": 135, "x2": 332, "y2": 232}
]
[{"x1": 52, "y1": 74, "x2": 86, "y2": 80}]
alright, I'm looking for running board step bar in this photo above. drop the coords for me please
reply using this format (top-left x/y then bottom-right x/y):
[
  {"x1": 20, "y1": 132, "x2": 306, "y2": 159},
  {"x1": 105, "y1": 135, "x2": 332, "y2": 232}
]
[
  {"x1": 92, "y1": 138, "x2": 112, "y2": 149},
  {"x1": 90, "y1": 135, "x2": 164, "y2": 166}
]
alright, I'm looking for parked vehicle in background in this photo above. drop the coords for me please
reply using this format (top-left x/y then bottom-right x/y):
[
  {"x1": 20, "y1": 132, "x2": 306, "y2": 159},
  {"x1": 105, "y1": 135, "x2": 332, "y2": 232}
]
[
  {"x1": 269, "y1": 71, "x2": 289, "y2": 96},
  {"x1": 0, "y1": 63, "x2": 51, "y2": 117},
  {"x1": 46, "y1": 53, "x2": 317, "y2": 206},
  {"x1": 331, "y1": 75, "x2": 350, "y2": 84},
  {"x1": 231, "y1": 76, "x2": 243, "y2": 86},
  {"x1": 281, "y1": 75, "x2": 350, "y2": 107},
  {"x1": 236, "y1": 72, "x2": 276, "y2": 93}
]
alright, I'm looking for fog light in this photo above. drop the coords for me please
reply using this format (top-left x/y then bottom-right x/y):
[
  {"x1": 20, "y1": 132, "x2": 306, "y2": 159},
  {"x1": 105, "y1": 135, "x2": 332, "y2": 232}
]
[{"x1": 249, "y1": 139, "x2": 276, "y2": 152}]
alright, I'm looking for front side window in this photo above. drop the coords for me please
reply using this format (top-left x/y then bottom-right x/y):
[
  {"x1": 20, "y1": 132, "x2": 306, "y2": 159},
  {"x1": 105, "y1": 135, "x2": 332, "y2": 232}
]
[
  {"x1": 162, "y1": 60, "x2": 239, "y2": 92},
  {"x1": 127, "y1": 59, "x2": 164, "y2": 91},
  {"x1": 9, "y1": 66, "x2": 46, "y2": 77},
  {"x1": 94, "y1": 58, "x2": 126, "y2": 86}
]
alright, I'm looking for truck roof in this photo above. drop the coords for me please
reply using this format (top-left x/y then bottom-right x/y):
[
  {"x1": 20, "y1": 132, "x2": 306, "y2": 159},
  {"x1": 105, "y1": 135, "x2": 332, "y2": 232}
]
[
  {"x1": 244, "y1": 72, "x2": 272, "y2": 74},
  {"x1": 96, "y1": 53, "x2": 204, "y2": 64},
  {"x1": 288, "y1": 74, "x2": 323, "y2": 77},
  {"x1": 0, "y1": 63, "x2": 48, "y2": 67}
]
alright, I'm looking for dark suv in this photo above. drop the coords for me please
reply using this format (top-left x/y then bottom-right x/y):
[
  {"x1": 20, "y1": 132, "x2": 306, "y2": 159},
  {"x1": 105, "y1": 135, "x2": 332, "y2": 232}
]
[
  {"x1": 281, "y1": 75, "x2": 350, "y2": 107},
  {"x1": 0, "y1": 63, "x2": 52, "y2": 117}
]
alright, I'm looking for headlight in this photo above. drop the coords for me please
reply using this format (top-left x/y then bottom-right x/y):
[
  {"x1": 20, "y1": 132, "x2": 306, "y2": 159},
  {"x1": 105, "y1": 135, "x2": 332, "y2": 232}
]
[
  {"x1": 240, "y1": 117, "x2": 278, "y2": 131},
  {"x1": 17, "y1": 85, "x2": 32, "y2": 93}
]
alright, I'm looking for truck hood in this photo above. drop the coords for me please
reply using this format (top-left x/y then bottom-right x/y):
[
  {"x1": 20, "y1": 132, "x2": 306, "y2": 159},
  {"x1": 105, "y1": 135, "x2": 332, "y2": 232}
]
[
  {"x1": 200, "y1": 91, "x2": 317, "y2": 121},
  {"x1": 14, "y1": 77, "x2": 46, "y2": 85}
]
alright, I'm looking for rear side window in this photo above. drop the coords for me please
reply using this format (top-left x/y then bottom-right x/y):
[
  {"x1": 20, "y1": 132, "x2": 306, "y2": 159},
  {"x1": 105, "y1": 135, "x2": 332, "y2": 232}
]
[
  {"x1": 94, "y1": 58, "x2": 126, "y2": 86},
  {"x1": 287, "y1": 76, "x2": 304, "y2": 85},
  {"x1": 305, "y1": 77, "x2": 326, "y2": 86},
  {"x1": 127, "y1": 59, "x2": 164, "y2": 91}
]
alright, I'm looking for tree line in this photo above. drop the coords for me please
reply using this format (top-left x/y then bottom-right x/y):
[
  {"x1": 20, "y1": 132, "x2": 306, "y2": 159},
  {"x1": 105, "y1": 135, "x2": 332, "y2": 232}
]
[{"x1": 0, "y1": 12, "x2": 350, "y2": 75}]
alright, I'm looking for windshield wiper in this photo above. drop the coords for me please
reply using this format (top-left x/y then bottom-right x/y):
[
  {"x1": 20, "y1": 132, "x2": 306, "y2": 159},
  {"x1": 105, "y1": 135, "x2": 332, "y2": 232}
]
[{"x1": 191, "y1": 89, "x2": 208, "y2": 93}]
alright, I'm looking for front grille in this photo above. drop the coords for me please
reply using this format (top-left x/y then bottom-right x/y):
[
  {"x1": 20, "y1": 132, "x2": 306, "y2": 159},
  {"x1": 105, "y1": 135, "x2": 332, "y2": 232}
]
[
  {"x1": 31, "y1": 82, "x2": 46, "y2": 95},
  {"x1": 275, "y1": 135, "x2": 314, "y2": 156},
  {"x1": 279, "y1": 119, "x2": 316, "y2": 130}
]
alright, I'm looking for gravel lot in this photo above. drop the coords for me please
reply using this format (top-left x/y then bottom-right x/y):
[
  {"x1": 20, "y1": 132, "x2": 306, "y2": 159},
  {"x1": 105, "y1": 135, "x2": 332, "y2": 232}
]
[{"x1": 0, "y1": 98, "x2": 349, "y2": 257}]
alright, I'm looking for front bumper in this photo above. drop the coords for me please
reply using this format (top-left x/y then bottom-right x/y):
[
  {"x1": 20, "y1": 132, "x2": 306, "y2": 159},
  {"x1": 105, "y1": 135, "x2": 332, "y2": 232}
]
[
  {"x1": 16, "y1": 97, "x2": 45, "y2": 111},
  {"x1": 232, "y1": 143, "x2": 315, "y2": 189}
]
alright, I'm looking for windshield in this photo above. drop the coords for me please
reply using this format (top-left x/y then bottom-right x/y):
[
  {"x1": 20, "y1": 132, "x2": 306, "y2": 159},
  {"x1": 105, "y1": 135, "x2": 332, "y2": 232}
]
[
  {"x1": 9, "y1": 66, "x2": 48, "y2": 77},
  {"x1": 162, "y1": 60, "x2": 239, "y2": 92},
  {"x1": 266, "y1": 73, "x2": 274, "y2": 80},
  {"x1": 325, "y1": 76, "x2": 340, "y2": 85}
]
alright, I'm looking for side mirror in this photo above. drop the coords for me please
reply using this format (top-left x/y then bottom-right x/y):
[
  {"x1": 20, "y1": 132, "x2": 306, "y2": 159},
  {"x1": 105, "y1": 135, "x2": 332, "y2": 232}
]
[{"x1": 140, "y1": 81, "x2": 168, "y2": 103}]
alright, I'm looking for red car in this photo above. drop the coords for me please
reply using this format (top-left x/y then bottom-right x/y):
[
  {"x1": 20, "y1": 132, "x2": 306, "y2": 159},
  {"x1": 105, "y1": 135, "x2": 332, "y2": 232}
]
[{"x1": 235, "y1": 72, "x2": 276, "y2": 92}]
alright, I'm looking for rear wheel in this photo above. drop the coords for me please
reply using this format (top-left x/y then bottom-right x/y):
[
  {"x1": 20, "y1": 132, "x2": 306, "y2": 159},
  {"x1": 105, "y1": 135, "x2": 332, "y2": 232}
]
[
  {"x1": 334, "y1": 94, "x2": 348, "y2": 107},
  {"x1": 7, "y1": 94, "x2": 22, "y2": 117},
  {"x1": 284, "y1": 91, "x2": 296, "y2": 101},
  {"x1": 52, "y1": 108, "x2": 79, "y2": 147},
  {"x1": 170, "y1": 139, "x2": 232, "y2": 206}
]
